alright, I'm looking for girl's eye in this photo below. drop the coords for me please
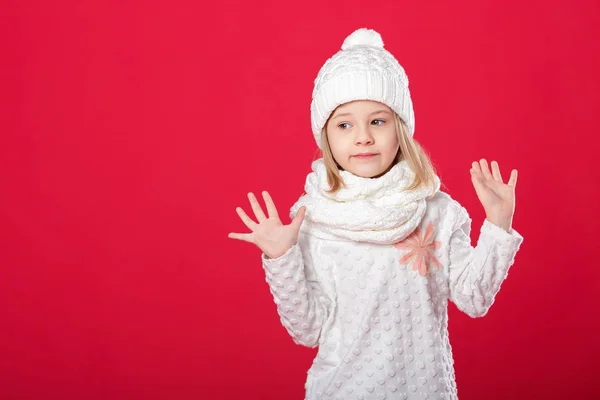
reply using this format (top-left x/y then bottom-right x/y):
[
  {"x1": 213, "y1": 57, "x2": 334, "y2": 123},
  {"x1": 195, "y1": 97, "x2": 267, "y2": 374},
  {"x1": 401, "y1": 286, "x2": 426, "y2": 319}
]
[
  {"x1": 372, "y1": 119, "x2": 385, "y2": 126},
  {"x1": 338, "y1": 122, "x2": 352, "y2": 129}
]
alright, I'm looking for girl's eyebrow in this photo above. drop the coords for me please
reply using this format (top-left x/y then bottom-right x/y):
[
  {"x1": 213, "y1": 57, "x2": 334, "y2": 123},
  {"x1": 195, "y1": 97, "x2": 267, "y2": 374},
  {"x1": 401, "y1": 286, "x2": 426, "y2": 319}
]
[
  {"x1": 331, "y1": 109, "x2": 392, "y2": 119},
  {"x1": 331, "y1": 112, "x2": 352, "y2": 119}
]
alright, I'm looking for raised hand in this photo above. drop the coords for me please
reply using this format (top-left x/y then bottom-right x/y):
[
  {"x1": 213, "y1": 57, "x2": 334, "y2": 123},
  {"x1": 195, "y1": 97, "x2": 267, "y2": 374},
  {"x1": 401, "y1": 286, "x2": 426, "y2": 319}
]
[
  {"x1": 470, "y1": 159, "x2": 518, "y2": 232},
  {"x1": 228, "y1": 191, "x2": 306, "y2": 259}
]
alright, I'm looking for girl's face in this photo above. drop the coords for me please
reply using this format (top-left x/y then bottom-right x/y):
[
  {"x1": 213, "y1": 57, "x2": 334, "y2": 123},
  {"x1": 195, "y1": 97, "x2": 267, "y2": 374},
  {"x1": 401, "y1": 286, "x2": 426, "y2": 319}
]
[{"x1": 325, "y1": 100, "x2": 399, "y2": 178}]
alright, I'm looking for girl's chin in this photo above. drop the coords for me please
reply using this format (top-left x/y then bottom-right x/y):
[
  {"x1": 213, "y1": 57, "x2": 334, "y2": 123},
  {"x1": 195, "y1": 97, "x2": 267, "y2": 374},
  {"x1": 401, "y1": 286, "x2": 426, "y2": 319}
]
[{"x1": 345, "y1": 165, "x2": 386, "y2": 178}]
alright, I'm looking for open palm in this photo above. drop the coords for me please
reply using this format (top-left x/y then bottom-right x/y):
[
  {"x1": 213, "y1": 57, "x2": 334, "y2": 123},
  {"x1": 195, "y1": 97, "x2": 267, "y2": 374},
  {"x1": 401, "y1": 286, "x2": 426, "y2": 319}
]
[
  {"x1": 470, "y1": 159, "x2": 518, "y2": 231},
  {"x1": 228, "y1": 191, "x2": 306, "y2": 259}
]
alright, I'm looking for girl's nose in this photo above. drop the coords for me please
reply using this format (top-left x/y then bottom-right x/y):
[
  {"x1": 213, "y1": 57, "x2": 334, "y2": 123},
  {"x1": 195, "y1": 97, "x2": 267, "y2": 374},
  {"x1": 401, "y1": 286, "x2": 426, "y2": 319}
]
[{"x1": 355, "y1": 126, "x2": 374, "y2": 145}]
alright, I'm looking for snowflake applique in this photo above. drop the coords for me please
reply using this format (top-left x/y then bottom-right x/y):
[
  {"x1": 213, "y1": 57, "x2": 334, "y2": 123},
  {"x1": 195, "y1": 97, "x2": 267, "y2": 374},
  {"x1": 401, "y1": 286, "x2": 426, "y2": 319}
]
[{"x1": 394, "y1": 222, "x2": 442, "y2": 276}]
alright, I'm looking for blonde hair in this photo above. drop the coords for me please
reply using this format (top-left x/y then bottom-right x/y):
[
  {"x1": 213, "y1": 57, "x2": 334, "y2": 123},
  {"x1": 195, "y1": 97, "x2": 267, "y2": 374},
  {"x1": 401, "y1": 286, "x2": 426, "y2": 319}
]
[{"x1": 320, "y1": 114, "x2": 438, "y2": 193}]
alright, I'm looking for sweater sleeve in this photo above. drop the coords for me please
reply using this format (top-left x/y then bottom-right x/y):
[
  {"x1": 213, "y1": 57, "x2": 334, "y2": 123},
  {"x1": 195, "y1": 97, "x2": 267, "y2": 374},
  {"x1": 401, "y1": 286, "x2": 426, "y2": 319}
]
[
  {"x1": 261, "y1": 232, "x2": 334, "y2": 348},
  {"x1": 446, "y1": 206, "x2": 524, "y2": 318}
]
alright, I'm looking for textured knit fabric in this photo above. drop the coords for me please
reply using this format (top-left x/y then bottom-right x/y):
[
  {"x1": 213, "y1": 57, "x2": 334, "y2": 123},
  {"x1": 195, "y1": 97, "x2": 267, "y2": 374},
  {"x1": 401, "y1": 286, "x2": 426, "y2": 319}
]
[
  {"x1": 311, "y1": 28, "x2": 415, "y2": 148},
  {"x1": 261, "y1": 191, "x2": 523, "y2": 400},
  {"x1": 291, "y1": 158, "x2": 440, "y2": 244}
]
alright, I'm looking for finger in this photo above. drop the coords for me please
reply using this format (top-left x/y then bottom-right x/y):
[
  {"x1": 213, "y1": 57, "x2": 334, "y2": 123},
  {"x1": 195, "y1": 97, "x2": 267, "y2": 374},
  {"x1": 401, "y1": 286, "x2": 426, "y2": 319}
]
[
  {"x1": 236, "y1": 207, "x2": 257, "y2": 231},
  {"x1": 490, "y1": 161, "x2": 503, "y2": 182},
  {"x1": 291, "y1": 206, "x2": 306, "y2": 230},
  {"x1": 508, "y1": 169, "x2": 518, "y2": 188},
  {"x1": 228, "y1": 232, "x2": 254, "y2": 243},
  {"x1": 470, "y1": 169, "x2": 485, "y2": 190},
  {"x1": 248, "y1": 192, "x2": 267, "y2": 222},
  {"x1": 471, "y1": 161, "x2": 482, "y2": 174},
  {"x1": 262, "y1": 191, "x2": 280, "y2": 220},
  {"x1": 479, "y1": 159, "x2": 493, "y2": 180},
  {"x1": 470, "y1": 165, "x2": 481, "y2": 179}
]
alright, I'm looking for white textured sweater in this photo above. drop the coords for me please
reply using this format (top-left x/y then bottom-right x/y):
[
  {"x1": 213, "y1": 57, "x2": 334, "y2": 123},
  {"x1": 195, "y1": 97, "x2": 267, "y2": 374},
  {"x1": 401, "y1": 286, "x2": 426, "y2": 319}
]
[{"x1": 261, "y1": 191, "x2": 523, "y2": 400}]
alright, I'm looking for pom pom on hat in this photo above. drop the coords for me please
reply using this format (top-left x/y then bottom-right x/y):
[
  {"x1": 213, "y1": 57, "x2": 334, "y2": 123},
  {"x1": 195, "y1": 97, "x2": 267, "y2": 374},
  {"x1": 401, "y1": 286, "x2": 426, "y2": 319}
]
[{"x1": 341, "y1": 28, "x2": 384, "y2": 50}]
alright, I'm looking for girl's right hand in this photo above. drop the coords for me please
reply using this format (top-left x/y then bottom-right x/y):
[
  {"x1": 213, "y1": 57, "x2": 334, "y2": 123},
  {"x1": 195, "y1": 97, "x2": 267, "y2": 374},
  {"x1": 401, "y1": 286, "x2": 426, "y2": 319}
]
[{"x1": 228, "y1": 191, "x2": 306, "y2": 259}]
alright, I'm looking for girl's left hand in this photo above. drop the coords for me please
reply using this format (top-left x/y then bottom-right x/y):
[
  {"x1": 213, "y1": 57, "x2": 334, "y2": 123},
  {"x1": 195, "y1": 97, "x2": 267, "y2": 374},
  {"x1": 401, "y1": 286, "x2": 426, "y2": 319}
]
[{"x1": 470, "y1": 159, "x2": 518, "y2": 232}]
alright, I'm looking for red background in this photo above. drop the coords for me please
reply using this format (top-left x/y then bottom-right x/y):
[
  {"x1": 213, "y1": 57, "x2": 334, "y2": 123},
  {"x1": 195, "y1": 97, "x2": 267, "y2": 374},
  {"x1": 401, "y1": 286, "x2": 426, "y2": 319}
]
[{"x1": 2, "y1": 1, "x2": 599, "y2": 399}]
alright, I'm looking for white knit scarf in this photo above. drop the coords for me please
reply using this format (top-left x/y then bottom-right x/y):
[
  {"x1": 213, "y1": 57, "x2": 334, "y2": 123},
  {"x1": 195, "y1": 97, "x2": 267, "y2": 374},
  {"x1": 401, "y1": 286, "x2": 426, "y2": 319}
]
[{"x1": 290, "y1": 158, "x2": 440, "y2": 244}]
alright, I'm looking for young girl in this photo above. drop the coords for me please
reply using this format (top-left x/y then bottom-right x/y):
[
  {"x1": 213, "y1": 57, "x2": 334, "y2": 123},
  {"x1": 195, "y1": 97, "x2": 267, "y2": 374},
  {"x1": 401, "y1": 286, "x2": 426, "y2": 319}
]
[{"x1": 229, "y1": 28, "x2": 523, "y2": 400}]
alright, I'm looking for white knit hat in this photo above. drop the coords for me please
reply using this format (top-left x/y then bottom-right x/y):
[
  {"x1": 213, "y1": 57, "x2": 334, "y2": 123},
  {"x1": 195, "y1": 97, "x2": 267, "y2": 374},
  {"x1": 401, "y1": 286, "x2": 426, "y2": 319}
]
[{"x1": 310, "y1": 28, "x2": 415, "y2": 148}]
